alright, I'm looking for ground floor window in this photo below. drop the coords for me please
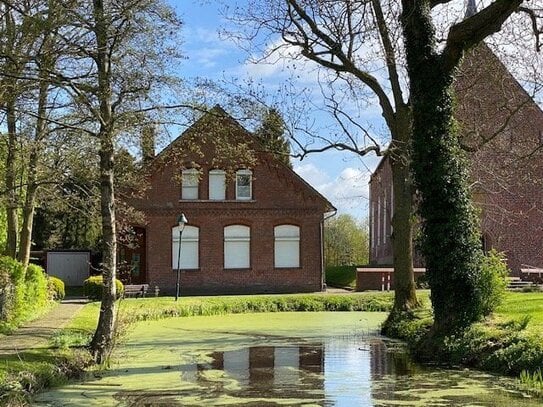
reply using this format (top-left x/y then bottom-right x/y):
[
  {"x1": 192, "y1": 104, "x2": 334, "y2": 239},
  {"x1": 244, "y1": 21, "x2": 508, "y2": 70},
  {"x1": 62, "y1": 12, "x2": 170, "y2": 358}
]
[
  {"x1": 224, "y1": 225, "x2": 250, "y2": 269},
  {"x1": 274, "y1": 225, "x2": 300, "y2": 268},
  {"x1": 172, "y1": 225, "x2": 199, "y2": 269}
]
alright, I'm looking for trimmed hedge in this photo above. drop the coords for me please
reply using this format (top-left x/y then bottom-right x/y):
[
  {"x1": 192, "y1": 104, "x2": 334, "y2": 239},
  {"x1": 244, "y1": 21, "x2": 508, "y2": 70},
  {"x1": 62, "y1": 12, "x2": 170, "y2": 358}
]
[
  {"x1": 118, "y1": 292, "x2": 394, "y2": 325},
  {"x1": 48, "y1": 276, "x2": 66, "y2": 301},
  {"x1": 325, "y1": 266, "x2": 357, "y2": 288},
  {"x1": 0, "y1": 256, "x2": 51, "y2": 333},
  {"x1": 83, "y1": 276, "x2": 124, "y2": 301}
]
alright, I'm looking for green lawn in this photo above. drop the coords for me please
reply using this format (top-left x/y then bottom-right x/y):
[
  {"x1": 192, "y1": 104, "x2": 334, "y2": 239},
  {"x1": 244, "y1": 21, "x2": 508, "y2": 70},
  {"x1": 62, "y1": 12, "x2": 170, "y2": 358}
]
[{"x1": 496, "y1": 291, "x2": 543, "y2": 333}]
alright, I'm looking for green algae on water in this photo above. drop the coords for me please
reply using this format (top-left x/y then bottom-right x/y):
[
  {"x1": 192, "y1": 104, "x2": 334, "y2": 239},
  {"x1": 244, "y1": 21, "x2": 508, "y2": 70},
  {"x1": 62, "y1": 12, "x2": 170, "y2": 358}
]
[{"x1": 34, "y1": 312, "x2": 543, "y2": 407}]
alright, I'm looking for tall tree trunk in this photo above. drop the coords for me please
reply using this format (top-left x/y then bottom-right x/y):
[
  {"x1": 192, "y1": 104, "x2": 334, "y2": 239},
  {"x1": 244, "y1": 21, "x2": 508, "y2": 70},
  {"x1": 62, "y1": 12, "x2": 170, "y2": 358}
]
[
  {"x1": 382, "y1": 108, "x2": 418, "y2": 335},
  {"x1": 371, "y1": 0, "x2": 418, "y2": 315},
  {"x1": 5, "y1": 97, "x2": 18, "y2": 258},
  {"x1": 2, "y1": 8, "x2": 18, "y2": 258},
  {"x1": 401, "y1": 0, "x2": 484, "y2": 336},
  {"x1": 90, "y1": 0, "x2": 117, "y2": 364},
  {"x1": 18, "y1": 69, "x2": 49, "y2": 266},
  {"x1": 390, "y1": 120, "x2": 417, "y2": 313}
]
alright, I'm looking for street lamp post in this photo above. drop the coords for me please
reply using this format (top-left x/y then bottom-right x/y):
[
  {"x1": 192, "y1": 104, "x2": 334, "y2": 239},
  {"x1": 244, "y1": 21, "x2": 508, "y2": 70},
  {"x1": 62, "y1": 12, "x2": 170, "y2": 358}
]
[{"x1": 175, "y1": 213, "x2": 188, "y2": 301}]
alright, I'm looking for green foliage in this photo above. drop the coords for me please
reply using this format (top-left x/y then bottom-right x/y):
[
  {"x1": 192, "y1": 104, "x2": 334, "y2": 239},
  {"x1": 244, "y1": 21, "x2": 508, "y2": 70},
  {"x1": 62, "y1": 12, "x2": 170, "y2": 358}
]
[
  {"x1": 478, "y1": 250, "x2": 509, "y2": 316},
  {"x1": 325, "y1": 265, "x2": 356, "y2": 288},
  {"x1": 519, "y1": 369, "x2": 543, "y2": 397},
  {"x1": 381, "y1": 309, "x2": 433, "y2": 345},
  {"x1": 255, "y1": 107, "x2": 291, "y2": 167},
  {"x1": 47, "y1": 276, "x2": 66, "y2": 301},
  {"x1": 385, "y1": 292, "x2": 543, "y2": 377},
  {"x1": 0, "y1": 256, "x2": 51, "y2": 333},
  {"x1": 442, "y1": 320, "x2": 543, "y2": 376},
  {"x1": 324, "y1": 214, "x2": 368, "y2": 267},
  {"x1": 0, "y1": 349, "x2": 91, "y2": 405},
  {"x1": 24, "y1": 264, "x2": 48, "y2": 310},
  {"x1": 83, "y1": 276, "x2": 124, "y2": 301}
]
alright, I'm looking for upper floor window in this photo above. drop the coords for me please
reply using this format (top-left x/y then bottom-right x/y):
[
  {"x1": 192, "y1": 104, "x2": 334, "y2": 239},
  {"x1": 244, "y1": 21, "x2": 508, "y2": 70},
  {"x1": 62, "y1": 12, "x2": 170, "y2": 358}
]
[
  {"x1": 224, "y1": 225, "x2": 250, "y2": 269},
  {"x1": 172, "y1": 225, "x2": 199, "y2": 269},
  {"x1": 181, "y1": 169, "x2": 199, "y2": 200},
  {"x1": 236, "y1": 169, "x2": 252, "y2": 200},
  {"x1": 209, "y1": 169, "x2": 226, "y2": 200},
  {"x1": 274, "y1": 225, "x2": 300, "y2": 268}
]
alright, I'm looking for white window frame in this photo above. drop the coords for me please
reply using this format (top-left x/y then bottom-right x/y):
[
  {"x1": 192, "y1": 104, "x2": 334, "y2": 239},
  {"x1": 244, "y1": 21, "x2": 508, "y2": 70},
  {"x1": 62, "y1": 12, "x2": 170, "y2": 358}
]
[
  {"x1": 172, "y1": 225, "x2": 199, "y2": 269},
  {"x1": 274, "y1": 225, "x2": 300, "y2": 268},
  {"x1": 181, "y1": 168, "x2": 199, "y2": 200},
  {"x1": 224, "y1": 225, "x2": 250, "y2": 269},
  {"x1": 236, "y1": 169, "x2": 252, "y2": 200},
  {"x1": 209, "y1": 169, "x2": 226, "y2": 200}
]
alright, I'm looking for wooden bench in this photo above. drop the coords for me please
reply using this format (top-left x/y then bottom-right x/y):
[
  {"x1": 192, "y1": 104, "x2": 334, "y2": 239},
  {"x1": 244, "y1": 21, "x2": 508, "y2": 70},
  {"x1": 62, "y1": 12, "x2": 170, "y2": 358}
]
[{"x1": 124, "y1": 284, "x2": 149, "y2": 298}]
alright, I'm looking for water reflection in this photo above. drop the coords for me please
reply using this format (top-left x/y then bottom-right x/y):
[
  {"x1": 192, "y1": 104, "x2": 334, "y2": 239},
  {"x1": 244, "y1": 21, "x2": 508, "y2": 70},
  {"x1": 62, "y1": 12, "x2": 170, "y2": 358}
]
[{"x1": 175, "y1": 339, "x2": 411, "y2": 406}]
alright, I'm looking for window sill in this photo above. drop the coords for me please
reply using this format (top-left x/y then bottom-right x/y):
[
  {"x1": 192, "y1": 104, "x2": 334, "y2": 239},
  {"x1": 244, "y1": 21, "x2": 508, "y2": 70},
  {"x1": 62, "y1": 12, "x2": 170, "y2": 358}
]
[
  {"x1": 172, "y1": 269, "x2": 199, "y2": 272},
  {"x1": 224, "y1": 268, "x2": 252, "y2": 272},
  {"x1": 274, "y1": 267, "x2": 302, "y2": 270}
]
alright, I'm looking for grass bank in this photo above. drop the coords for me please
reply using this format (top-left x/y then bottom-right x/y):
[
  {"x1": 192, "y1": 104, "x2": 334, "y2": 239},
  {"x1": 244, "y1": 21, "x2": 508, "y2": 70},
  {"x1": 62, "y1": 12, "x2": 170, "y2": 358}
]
[
  {"x1": 117, "y1": 292, "x2": 394, "y2": 324},
  {"x1": 385, "y1": 291, "x2": 543, "y2": 389}
]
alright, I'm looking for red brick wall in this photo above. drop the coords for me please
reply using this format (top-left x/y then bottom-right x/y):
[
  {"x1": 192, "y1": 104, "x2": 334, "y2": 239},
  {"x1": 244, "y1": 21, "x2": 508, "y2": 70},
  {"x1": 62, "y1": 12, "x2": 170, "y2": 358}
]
[
  {"x1": 356, "y1": 270, "x2": 426, "y2": 291},
  {"x1": 368, "y1": 44, "x2": 543, "y2": 276},
  {"x1": 130, "y1": 111, "x2": 331, "y2": 294},
  {"x1": 368, "y1": 159, "x2": 394, "y2": 265}
]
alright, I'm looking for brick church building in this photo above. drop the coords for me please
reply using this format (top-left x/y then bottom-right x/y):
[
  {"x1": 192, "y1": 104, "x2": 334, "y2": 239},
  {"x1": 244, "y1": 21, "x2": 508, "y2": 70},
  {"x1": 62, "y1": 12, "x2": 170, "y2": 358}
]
[
  {"x1": 123, "y1": 106, "x2": 335, "y2": 295},
  {"x1": 368, "y1": 42, "x2": 543, "y2": 280}
]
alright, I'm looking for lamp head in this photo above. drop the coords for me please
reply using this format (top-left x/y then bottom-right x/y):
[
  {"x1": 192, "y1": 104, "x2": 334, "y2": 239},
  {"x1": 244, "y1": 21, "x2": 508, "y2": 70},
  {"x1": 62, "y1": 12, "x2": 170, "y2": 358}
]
[{"x1": 178, "y1": 213, "x2": 188, "y2": 229}]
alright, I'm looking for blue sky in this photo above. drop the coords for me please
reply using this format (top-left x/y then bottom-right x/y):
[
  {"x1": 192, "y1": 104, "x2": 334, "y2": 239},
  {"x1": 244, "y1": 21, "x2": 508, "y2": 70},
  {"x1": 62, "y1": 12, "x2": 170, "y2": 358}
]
[{"x1": 166, "y1": 1, "x2": 384, "y2": 221}]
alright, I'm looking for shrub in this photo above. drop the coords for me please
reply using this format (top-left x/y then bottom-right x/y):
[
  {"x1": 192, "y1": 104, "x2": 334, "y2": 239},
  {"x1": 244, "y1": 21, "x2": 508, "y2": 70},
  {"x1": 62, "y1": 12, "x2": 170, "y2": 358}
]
[
  {"x1": 325, "y1": 266, "x2": 357, "y2": 288},
  {"x1": 83, "y1": 276, "x2": 124, "y2": 301},
  {"x1": 25, "y1": 264, "x2": 48, "y2": 311},
  {"x1": 0, "y1": 257, "x2": 51, "y2": 333},
  {"x1": 478, "y1": 250, "x2": 509, "y2": 317},
  {"x1": 47, "y1": 276, "x2": 66, "y2": 301}
]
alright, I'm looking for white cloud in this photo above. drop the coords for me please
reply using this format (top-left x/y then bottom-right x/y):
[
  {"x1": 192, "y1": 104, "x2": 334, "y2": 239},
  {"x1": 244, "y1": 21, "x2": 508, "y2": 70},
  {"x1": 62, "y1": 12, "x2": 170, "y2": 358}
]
[{"x1": 294, "y1": 164, "x2": 371, "y2": 220}]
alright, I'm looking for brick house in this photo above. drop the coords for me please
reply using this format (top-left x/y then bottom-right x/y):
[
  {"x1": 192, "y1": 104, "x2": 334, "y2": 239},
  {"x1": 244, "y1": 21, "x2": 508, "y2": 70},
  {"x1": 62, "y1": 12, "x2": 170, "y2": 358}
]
[
  {"x1": 123, "y1": 106, "x2": 335, "y2": 295},
  {"x1": 368, "y1": 43, "x2": 543, "y2": 284}
]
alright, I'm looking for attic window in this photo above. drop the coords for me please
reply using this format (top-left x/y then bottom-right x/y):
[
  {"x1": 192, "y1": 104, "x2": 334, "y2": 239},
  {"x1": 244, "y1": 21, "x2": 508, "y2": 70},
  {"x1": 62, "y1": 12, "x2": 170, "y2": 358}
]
[
  {"x1": 181, "y1": 169, "x2": 199, "y2": 200},
  {"x1": 209, "y1": 169, "x2": 226, "y2": 200},
  {"x1": 236, "y1": 169, "x2": 252, "y2": 200}
]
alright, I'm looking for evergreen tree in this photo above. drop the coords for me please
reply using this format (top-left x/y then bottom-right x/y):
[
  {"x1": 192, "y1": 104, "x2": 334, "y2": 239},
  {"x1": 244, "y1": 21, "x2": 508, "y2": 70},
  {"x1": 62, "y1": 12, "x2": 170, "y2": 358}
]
[{"x1": 255, "y1": 108, "x2": 292, "y2": 168}]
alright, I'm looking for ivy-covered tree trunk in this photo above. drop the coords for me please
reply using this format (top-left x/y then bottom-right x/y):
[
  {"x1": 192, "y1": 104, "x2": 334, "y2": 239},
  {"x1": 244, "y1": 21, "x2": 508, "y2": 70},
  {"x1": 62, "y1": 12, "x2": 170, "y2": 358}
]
[{"x1": 401, "y1": 1, "x2": 484, "y2": 336}]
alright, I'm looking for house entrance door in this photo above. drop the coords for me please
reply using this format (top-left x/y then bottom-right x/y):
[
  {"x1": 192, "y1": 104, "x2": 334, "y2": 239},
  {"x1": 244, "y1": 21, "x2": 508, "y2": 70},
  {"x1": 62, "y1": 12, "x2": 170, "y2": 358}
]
[{"x1": 118, "y1": 227, "x2": 147, "y2": 284}]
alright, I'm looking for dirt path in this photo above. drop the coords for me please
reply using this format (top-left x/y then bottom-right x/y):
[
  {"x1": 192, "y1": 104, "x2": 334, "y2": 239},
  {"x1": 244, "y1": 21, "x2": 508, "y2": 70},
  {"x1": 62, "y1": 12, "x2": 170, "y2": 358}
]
[{"x1": 0, "y1": 298, "x2": 87, "y2": 356}]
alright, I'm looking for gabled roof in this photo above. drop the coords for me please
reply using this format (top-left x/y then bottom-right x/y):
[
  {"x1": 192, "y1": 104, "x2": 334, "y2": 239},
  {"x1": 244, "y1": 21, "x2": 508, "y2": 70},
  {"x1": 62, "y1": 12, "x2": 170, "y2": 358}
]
[
  {"x1": 148, "y1": 105, "x2": 336, "y2": 212},
  {"x1": 370, "y1": 41, "x2": 543, "y2": 181}
]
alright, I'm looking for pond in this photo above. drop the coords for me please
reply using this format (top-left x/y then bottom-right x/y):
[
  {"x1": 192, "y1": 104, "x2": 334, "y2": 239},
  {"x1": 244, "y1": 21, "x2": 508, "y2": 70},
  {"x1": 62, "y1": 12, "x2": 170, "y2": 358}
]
[{"x1": 35, "y1": 312, "x2": 539, "y2": 406}]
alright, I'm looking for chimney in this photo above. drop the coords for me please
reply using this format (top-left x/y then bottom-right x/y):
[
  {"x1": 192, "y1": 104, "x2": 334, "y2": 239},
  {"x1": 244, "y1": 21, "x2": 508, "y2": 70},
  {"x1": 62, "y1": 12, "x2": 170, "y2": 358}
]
[{"x1": 141, "y1": 125, "x2": 156, "y2": 163}]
